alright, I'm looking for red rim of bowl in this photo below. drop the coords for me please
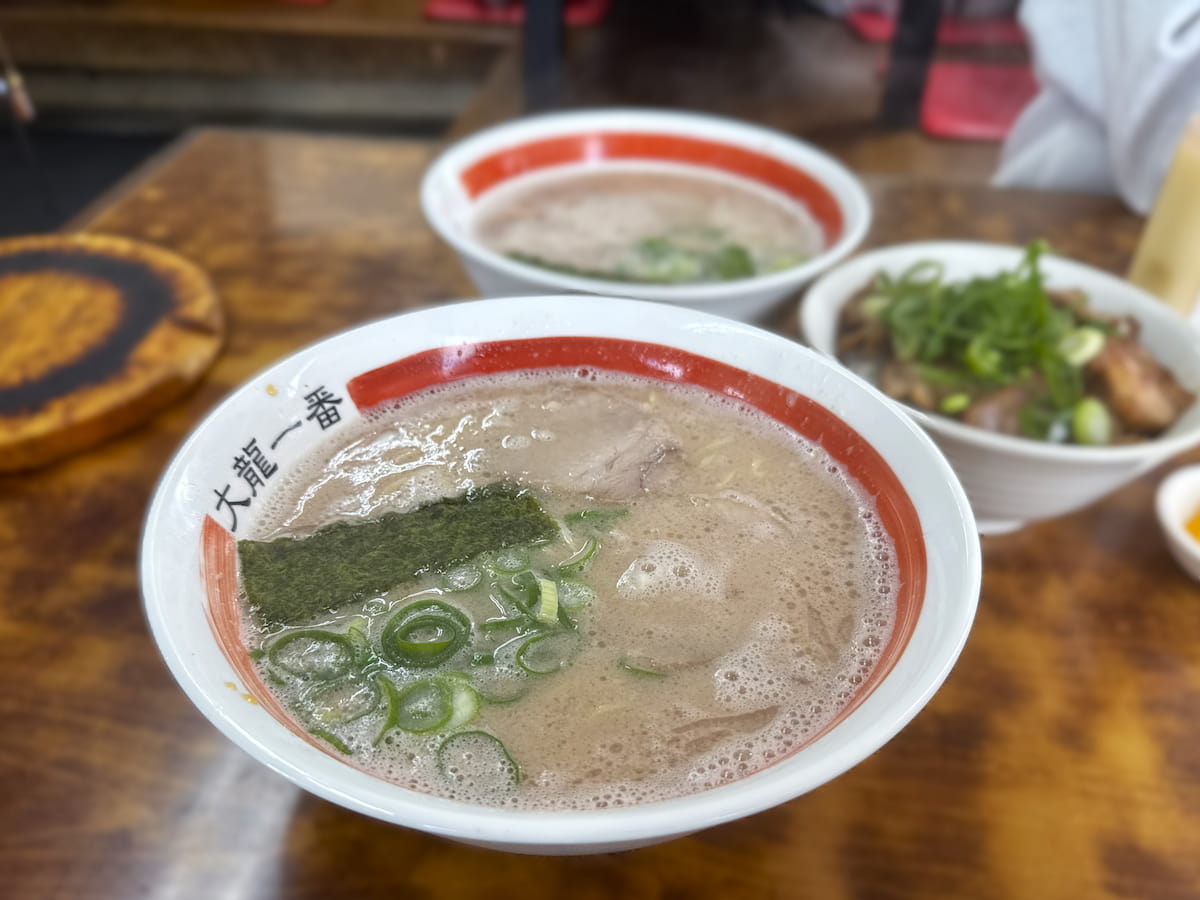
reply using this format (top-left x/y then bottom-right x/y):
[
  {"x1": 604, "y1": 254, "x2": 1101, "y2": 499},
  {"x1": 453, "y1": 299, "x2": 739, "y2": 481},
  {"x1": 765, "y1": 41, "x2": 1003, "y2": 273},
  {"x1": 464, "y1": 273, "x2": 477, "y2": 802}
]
[
  {"x1": 198, "y1": 335, "x2": 927, "y2": 788},
  {"x1": 458, "y1": 131, "x2": 846, "y2": 244}
]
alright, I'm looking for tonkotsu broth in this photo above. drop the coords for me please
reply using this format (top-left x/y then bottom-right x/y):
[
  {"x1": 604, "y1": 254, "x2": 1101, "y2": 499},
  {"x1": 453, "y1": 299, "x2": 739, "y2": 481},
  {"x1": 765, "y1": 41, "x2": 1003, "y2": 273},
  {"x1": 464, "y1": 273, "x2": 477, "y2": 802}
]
[
  {"x1": 242, "y1": 369, "x2": 898, "y2": 810},
  {"x1": 471, "y1": 163, "x2": 825, "y2": 283}
]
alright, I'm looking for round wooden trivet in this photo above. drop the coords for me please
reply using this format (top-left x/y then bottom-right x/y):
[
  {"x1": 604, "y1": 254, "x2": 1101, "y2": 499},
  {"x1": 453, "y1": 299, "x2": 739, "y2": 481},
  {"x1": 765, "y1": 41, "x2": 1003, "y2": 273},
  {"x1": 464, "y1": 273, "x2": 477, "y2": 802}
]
[{"x1": 0, "y1": 233, "x2": 224, "y2": 472}]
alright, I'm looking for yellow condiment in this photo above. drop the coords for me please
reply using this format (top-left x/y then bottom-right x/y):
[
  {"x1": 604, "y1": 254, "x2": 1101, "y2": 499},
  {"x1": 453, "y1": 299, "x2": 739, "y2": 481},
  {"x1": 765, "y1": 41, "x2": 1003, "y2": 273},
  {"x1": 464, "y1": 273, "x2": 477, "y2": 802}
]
[{"x1": 1186, "y1": 508, "x2": 1200, "y2": 543}]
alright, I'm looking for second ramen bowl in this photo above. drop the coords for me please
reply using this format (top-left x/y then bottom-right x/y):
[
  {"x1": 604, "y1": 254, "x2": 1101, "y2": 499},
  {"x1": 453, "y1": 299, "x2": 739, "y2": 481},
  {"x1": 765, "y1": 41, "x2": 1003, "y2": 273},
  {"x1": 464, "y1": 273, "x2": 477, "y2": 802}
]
[{"x1": 421, "y1": 109, "x2": 871, "y2": 322}]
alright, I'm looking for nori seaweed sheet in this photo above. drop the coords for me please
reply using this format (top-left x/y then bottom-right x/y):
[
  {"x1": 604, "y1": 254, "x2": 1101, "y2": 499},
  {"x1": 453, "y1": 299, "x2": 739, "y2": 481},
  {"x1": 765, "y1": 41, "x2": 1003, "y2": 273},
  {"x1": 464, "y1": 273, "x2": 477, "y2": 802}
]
[{"x1": 238, "y1": 482, "x2": 558, "y2": 627}]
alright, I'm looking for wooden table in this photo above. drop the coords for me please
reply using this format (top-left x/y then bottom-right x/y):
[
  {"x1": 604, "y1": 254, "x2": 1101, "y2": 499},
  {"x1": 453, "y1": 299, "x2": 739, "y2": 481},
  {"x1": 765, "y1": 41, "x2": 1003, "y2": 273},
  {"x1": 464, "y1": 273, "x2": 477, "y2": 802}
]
[{"x1": 3, "y1": 126, "x2": 1199, "y2": 899}]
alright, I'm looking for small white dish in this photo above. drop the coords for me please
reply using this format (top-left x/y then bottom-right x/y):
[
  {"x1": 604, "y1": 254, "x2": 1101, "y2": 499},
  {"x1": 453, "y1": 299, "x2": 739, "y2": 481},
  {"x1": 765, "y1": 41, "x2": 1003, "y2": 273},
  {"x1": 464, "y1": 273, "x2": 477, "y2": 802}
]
[
  {"x1": 1155, "y1": 464, "x2": 1200, "y2": 582},
  {"x1": 420, "y1": 108, "x2": 871, "y2": 322},
  {"x1": 800, "y1": 241, "x2": 1200, "y2": 534}
]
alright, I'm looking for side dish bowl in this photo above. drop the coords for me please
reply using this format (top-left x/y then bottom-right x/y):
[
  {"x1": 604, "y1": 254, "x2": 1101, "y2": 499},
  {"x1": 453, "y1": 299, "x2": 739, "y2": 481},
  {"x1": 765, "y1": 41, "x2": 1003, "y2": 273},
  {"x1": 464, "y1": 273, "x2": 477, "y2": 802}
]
[
  {"x1": 420, "y1": 108, "x2": 871, "y2": 322},
  {"x1": 141, "y1": 295, "x2": 979, "y2": 854},
  {"x1": 800, "y1": 241, "x2": 1200, "y2": 534}
]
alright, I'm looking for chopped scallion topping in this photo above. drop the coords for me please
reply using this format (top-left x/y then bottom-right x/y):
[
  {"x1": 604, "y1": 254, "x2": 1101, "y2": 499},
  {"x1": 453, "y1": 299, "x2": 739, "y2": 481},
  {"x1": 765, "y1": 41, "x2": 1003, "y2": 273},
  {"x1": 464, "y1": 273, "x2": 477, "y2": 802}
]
[
  {"x1": 441, "y1": 564, "x2": 483, "y2": 592},
  {"x1": 306, "y1": 676, "x2": 380, "y2": 726},
  {"x1": 268, "y1": 630, "x2": 356, "y2": 681},
  {"x1": 438, "y1": 731, "x2": 522, "y2": 785},
  {"x1": 515, "y1": 632, "x2": 579, "y2": 675},
  {"x1": 389, "y1": 677, "x2": 454, "y2": 733},
  {"x1": 311, "y1": 728, "x2": 353, "y2": 755},
  {"x1": 620, "y1": 658, "x2": 667, "y2": 678},
  {"x1": 553, "y1": 538, "x2": 598, "y2": 577},
  {"x1": 250, "y1": 500, "x2": 636, "y2": 791},
  {"x1": 535, "y1": 578, "x2": 559, "y2": 624},
  {"x1": 380, "y1": 599, "x2": 471, "y2": 668},
  {"x1": 1071, "y1": 396, "x2": 1114, "y2": 445}
]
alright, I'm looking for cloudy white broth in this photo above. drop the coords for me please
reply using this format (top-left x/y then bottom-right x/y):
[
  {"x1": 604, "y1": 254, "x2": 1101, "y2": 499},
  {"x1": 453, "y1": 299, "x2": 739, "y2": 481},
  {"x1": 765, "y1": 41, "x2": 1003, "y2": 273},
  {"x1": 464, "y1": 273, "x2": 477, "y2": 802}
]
[
  {"x1": 471, "y1": 163, "x2": 825, "y2": 284},
  {"x1": 236, "y1": 369, "x2": 898, "y2": 811}
]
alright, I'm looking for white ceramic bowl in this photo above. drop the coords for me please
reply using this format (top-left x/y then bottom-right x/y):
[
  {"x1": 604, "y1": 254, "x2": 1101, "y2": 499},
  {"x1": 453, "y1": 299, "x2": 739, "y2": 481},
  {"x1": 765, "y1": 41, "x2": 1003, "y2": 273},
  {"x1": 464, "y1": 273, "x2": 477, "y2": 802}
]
[
  {"x1": 141, "y1": 295, "x2": 979, "y2": 855},
  {"x1": 801, "y1": 241, "x2": 1200, "y2": 534},
  {"x1": 420, "y1": 109, "x2": 871, "y2": 322},
  {"x1": 1155, "y1": 464, "x2": 1200, "y2": 582}
]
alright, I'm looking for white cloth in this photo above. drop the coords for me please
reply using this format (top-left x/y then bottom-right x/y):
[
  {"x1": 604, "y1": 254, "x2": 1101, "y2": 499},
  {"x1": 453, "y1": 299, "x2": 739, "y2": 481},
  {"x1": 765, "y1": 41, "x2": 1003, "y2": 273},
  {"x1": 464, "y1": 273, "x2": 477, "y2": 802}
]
[{"x1": 994, "y1": 0, "x2": 1200, "y2": 213}]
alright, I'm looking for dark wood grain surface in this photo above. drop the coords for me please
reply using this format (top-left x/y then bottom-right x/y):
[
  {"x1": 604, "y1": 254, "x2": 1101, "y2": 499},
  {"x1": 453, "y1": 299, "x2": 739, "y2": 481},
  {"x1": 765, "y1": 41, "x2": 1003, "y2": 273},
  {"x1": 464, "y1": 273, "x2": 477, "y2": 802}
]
[{"x1": 2, "y1": 126, "x2": 1199, "y2": 899}]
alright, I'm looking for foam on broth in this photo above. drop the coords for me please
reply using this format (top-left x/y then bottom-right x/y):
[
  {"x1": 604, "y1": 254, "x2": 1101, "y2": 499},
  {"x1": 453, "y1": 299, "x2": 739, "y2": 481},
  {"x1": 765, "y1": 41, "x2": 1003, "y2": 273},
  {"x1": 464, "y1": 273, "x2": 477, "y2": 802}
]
[{"x1": 243, "y1": 369, "x2": 898, "y2": 811}]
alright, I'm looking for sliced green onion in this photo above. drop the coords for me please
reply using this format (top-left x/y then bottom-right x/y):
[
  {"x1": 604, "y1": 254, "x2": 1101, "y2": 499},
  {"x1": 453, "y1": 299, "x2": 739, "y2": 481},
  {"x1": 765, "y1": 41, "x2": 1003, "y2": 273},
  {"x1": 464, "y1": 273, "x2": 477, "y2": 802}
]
[
  {"x1": 496, "y1": 572, "x2": 539, "y2": 614},
  {"x1": 763, "y1": 250, "x2": 808, "y2": 273},
  {"x1": 310, "y1": 728, "x2": 353, "y2": 755},
  {"x1": 965, "y1": 335, "x2": 1003, "y2": 378},
  {"x1": 490, "y1": 547, "x2": 530, "y2": 574},
  {"x1": 1057, "y1": 326, "x2": 1107, "y2": 366},
  {"x1": 515, "y1": 632, "x2": 579, "y2": 675},
  {"x1": 305, "y1": 676, "x2": 380, "y2": 726},
  {"x1": 380, "y1": 600, "x2": 470, "y2": 668},
  {"x1": 552, "y1": 538, "x2": 598, "y2": 577},
  {"x1": 535, "y1": 578, "x2": 559, "y2": 624},
  {"x1": 442, "y1": 677, "x2": 482, "y2": 730},
  {"x1": 1071, "y1": 397, "x2": 1114, "y2": 445},
  {"x1": 437, "y1": 731, "x2": 521, "y2": 785},
  {"x1": 859, "y1": 293, "x2": 892, "y2": 319},
  {"x1": 472, "y1": 671, "x2": 529, "y2": 704},
  {"x1": 389, "y1": 616, "x2": 455, "y2": 658},
  {"x1": 712, "y1": 244, "x2": 755, "y2": 280},
  {"x1": 268, "y1": 630, "x2": 356, "y2": 681},
  {"x1": 940, "y1": 392, "x2": 971, "y2": 415},
  {"x1": 373, "y1": 677, "x2": 401, "y2": 745},
  {"x1": 345, "y1": 616, "x2": 374, "y2": 665},
  {"x1": 564, "y1": 508, "x2": 628, "y2": 533},
  {"x1": 620, "y1": 658, "x2": 667, "y2": 678},
  {"x1": 440, "y1": 564, "x2": 483, "y2": 592},
  {"x1": 387, "y1": 677, "x2": 454, "y2": 733},
  {"x1": 637, "y1": 236, "x2": 705, "y2": 282}
]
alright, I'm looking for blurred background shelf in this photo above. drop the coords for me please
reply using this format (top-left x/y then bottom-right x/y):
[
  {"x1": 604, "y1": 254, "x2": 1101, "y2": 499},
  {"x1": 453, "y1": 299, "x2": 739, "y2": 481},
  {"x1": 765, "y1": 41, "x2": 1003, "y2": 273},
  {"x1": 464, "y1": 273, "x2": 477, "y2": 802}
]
[
  {"x1": 0, "y1": 0, "x2": 518, "y2": 232},
  {"x1": 0, "y1": 0, "x2": 512, "y2": 133},
  {"x1": 0, "y1": 0, "x2": 1011, "y2": 235}
]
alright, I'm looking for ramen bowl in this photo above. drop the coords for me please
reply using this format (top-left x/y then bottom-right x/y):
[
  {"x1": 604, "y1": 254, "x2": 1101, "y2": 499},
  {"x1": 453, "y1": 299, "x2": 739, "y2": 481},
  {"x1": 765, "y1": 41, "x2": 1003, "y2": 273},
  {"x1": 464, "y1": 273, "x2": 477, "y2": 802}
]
[
  {"x1": 801, "y1": 241, "x2": 1200, "y2": 534},
  {"x1": 420, "y1": 109, "x2": 871, "y2": 322},
  {"x1": 141, "y1": 295, "x2": 979, "y2": 855}
]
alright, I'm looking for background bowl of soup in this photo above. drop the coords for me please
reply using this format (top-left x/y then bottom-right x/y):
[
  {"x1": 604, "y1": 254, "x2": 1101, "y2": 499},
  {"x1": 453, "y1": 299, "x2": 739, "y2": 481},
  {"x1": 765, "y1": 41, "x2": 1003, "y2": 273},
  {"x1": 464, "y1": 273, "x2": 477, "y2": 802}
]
[
  {"x1": 800, "y1": 241, "x2": 1200, "y2": 534},
  {"x1": 141, "y1": 295, "x2": 979, "y2": 855},
  {"x1": 421, "y1": 109, "x2": 871, "y2": 322}
]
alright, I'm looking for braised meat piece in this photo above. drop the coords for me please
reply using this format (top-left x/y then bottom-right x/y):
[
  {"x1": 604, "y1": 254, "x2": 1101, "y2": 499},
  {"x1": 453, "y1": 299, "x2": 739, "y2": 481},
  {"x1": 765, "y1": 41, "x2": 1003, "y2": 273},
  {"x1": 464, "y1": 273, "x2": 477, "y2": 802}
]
[
  {"x1": 1086, "y1": 336, "x2": 1195, "y2": 434},
  {"x1": 506, "y1": 389, "x2": 683, "y2": 501},
  {"x1": 878, "y1": 360, "x2": 939, "y2": 411},
  {"x1": 835, "y1": 283, "x2": 890, "y2": 359},
  {"x1": 962, "y1": 385, "x2": 1037, "y2": 436}
]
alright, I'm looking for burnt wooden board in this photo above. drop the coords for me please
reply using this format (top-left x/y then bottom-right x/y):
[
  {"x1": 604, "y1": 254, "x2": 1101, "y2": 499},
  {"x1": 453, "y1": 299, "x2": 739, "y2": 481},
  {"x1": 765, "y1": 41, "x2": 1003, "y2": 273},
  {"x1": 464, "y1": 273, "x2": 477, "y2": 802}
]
[{"x1": 0, "y1": 233, "x2": 223, "y2": 471}]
